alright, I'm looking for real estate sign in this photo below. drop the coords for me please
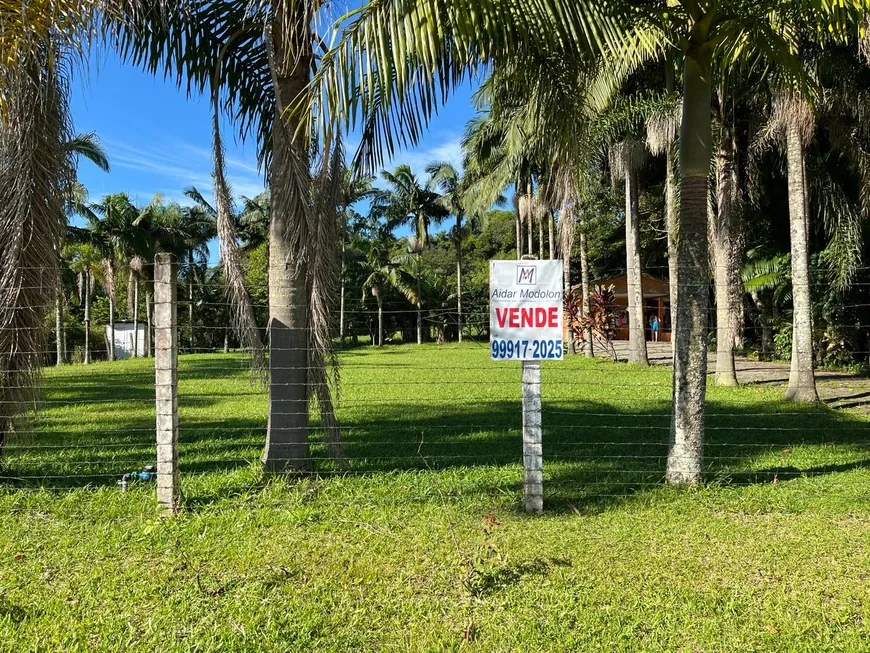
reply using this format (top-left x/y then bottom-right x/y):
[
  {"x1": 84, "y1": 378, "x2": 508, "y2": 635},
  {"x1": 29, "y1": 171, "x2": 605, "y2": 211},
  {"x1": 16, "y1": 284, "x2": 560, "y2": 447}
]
[{"x1": 489, "y1": 260, "x2": 564, "y2": 361}]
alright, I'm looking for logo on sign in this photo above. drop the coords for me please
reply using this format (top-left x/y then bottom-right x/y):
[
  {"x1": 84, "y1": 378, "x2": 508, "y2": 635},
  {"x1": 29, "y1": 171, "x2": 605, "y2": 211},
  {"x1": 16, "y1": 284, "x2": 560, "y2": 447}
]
[{"x1": 517, "y1": 266, "x2": 537, "y2": 285}]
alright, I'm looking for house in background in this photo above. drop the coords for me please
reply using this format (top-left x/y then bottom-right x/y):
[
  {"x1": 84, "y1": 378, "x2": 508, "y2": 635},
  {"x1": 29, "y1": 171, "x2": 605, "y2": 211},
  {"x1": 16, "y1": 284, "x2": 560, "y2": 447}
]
[
  {"x1": 573, "y1": 273, "x2": 671, "y2": 343},
  {"x1": 106, "y1": 321, "x2": 147, "y2": 359}
]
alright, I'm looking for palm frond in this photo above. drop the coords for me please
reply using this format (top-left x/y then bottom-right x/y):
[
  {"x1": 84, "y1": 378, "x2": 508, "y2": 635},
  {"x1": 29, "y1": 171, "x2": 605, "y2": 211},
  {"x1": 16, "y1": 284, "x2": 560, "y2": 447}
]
[
  {"x1": 64, "y1": 131, "x2": 110, "y2": 172},
  {"x1": 211, "y1": 95, "x2": 266, "y2": 374},
  {"x1": 307, "y1": 137, "x2": 346, "y2": 465},
  {"x1": 310, "y1": 0, "x2": 627, "y2": 172}
]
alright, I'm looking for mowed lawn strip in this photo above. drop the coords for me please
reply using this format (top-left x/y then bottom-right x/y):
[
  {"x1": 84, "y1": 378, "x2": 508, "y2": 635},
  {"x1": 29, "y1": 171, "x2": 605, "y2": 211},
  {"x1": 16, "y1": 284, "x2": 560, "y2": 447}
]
[{"x1": 1, "y1": 344, "x2": 869, "y2": 651}]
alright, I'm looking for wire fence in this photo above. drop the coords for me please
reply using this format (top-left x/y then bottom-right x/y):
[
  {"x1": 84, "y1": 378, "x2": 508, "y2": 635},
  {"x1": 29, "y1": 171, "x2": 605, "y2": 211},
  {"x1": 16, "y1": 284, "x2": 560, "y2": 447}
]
[{"x1": 3, "y1": 263, "x2": 870, "y2": 508}]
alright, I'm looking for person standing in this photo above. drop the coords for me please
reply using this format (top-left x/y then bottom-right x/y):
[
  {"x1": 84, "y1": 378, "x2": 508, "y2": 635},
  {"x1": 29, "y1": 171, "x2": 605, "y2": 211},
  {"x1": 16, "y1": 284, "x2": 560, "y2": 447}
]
[{"x1": 649, "y1": 313, "x2": 660, "y2": 342}]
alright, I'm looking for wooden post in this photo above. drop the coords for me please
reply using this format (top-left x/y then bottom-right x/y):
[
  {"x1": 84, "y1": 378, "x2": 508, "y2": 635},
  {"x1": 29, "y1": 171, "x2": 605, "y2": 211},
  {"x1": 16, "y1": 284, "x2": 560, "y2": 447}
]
[
  {"x1": 154, "y1": 253, "x2": 180, "y2": 515},
  {"x1": 522, "y1": 359, "x2": 543, "y2": 513}
]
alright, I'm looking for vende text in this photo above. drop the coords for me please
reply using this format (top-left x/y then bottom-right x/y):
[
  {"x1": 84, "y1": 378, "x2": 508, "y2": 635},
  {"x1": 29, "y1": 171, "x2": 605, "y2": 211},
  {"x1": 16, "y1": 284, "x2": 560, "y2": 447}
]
[{"x1": 494, "y1": 307, "x2": 559, "y2": 329}]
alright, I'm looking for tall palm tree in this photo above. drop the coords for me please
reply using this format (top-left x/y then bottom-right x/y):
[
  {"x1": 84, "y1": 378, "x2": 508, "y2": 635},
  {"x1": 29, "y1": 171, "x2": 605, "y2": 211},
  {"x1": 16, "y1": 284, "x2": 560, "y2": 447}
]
[
  {"x1": 87, "y1": 192, "x2": 152, "y2": 358},
  {"x1": 179, "y1": 205, "x2": 215, "y2": 352},
  {"x1": 64, "y1": 243, "x2": 103, "y2": 364},
  {"x1": 118, "y1": 0, "x2": 348, "y2": 470},
  {"x1": 0, "y1": 0, "x2": 164, "y2": 453},
  {"x1": 58, "y1": 133, "x2": 111, "y2": 362},
  {"x1": 748, "y1": 42, "x2": 870, "y2": 397},
  {"x1": 708, "y1": 87, "x2": 744, "y2": 387},
  {"x1": 338, "y1": 171, "x2": 376, "y2": 347},
  {"x1": 610, "y1": 140, "x2": 649, "y2": 367},
  {"x1": 169, "y1": 188, "x2": 219, "y2": 352},
  {"x1": 645, "y1": 76, "x2": 681, "y2": 354},
  {"x1": 358, "y1": 240, "x2": 421, "y2": 347},
  {"x1": 372, "y1": 164, "x2": 447, "y2": 344},
  {"x1": 0, "y1": 39, "x2": 72, "y2": 450},
  {"x1": 426, "y1": 162, "x2": 469, "y2": 342},
  {"x1": 311, "y1": 0, "x2": 865, "y2": 485}
]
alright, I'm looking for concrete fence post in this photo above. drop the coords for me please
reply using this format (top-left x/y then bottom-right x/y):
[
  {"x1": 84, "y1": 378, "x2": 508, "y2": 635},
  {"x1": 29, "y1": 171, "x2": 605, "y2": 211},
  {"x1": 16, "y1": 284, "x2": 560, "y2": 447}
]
[
  {"x1": 154, "y1": 252, "x2": 180, "y2": 514},
  {"x1": 522, "y1": 359, "x2": 543, "y2": 513}
]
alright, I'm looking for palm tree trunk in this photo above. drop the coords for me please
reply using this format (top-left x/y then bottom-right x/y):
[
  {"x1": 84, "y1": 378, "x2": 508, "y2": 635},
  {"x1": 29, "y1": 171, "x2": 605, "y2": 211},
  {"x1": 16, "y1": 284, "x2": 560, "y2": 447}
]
[
  {"x1": 264, "y1": 177, "x2": 310, "y2": 469},
  {"x1": 562, "y1": 236, "x2": 575, "y2": 355},
  {"x1": 666, "y1": 51, "x2": 713, "y2": 485},
  {"x1": 538, "y1": 212, "x2": 545, "y2": 260},
  {"x1": 133, "y1": 277, "x2": 139, "y2": 358},
  {"x1": 108, "y1": 295, "x2": 116, "y2": 362},
  {"x1": 548, "y1": 212, "x2": 555, "y2": 260},
  {"x1": 456, "y1": 216, "x2": 463, "y2": 343},
  {"x1": 224, "y1": 329, "x2": 229, "y2": 353},
  {"x1": 105, "y1": 259, "x2": 116, "y2": 363},
  {"x1": 665, "y1": 59, "x2": 679, "y2": 356},
  {"x1": 785, "y1": 110, "x2": 819, "y2": 403},
  {"x1": 625, "y1": 163, "x2": 648, "y2": 366},
  {"x1": 188, "y1": 250, "x2": 195, "y2": 353},
  {"x1": 262, "y1": 9, "x2": 312, "y2": 471},
  {"x1": 145, "y1": 288, "x2": 152, "y2": 358},
  {"x1": 712, "y1": 133, "x2": 739, "y2": 386},
  {"x1": 416, "y1": 274, "x2": 423, "y2": 345},
  {"x1": 378, "y1": 296, "x2": 384, "y2": 346},
  {"x1": 666, "y1": 144, "x2": 678, "y2": 354},
  {"x1": 515, "y1": 213, "x2": 522, "y2": 260},
  {"x1": 580, "y1": 230, "x2": 593, "y2": 358},
  {"x1": 55, "y1": 293, "x2": 63, "y2": 366},
  {"x1": 339, "y1": 239, "x2": 346, "y2": 347},
  {"x1": 526, "y1": 183, "x2": 534, "y2": 257},
  {"x1": 527, "y1": 214, "x2": 533, "y2": 257},
  {"x1": 83, "y1": 268, "x2": 91, "y2": 365}
]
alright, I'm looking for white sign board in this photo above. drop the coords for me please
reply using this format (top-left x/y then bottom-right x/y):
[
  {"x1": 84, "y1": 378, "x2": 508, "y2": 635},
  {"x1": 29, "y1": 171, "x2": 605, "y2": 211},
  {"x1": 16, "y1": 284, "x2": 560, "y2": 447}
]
[{"x1": 490, "y1": 260, "x2": 564, "y2": 361}]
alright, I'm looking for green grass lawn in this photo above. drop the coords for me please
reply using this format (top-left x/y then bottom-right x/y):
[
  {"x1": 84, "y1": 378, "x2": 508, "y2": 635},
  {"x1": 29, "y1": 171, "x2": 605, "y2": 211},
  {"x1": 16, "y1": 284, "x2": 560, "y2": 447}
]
[{"x1": 2, "y1": 344, "x2": 870, "y2": 651}]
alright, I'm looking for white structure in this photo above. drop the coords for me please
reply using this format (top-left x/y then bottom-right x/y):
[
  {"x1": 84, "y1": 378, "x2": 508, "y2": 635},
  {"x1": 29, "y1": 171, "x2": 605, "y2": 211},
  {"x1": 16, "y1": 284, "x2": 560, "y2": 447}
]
[{"x1": 107, "y1": 321, "x2": 146, "y2": 359}]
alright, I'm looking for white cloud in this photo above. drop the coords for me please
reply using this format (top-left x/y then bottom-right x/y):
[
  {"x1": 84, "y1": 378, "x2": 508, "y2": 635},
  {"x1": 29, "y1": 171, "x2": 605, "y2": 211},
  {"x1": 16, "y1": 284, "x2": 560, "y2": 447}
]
[
  {"x1": 381, "y1": 134, "x2": 463, "y2": 176},
  {"x1": 105, "y1": 131, "x2": 464, "y2": 205},
  {"x1": 103, "y1": 137, "x2": 265, "y2": 204}
]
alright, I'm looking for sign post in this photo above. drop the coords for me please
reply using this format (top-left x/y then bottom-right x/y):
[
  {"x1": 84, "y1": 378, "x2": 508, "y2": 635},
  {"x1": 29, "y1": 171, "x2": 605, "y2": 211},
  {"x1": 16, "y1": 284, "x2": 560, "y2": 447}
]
[{"x1": 489, "y1": 260, "x2": 563, "y2": 513}]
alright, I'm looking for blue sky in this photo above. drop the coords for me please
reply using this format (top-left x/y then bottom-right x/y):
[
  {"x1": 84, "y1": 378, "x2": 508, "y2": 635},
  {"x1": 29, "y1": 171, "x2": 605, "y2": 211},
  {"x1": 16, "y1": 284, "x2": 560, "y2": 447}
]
[{"x1": 71, "y1": 46, "x2": 479, "y2": 217}]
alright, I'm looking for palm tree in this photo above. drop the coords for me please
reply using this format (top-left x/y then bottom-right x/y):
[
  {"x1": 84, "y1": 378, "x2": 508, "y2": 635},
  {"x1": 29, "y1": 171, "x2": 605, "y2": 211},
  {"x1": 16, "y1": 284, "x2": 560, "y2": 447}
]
[
  {"x1": 749, "y1": 43, "x2": 869, "y2": 402},
  {"x1": 460, "y1": 113, "x2": 547, "y2": 265},
  {"x1": 118, "y1": 0, "x2": 351, "y2": 470},
  {"x1": 645, "y1": 76, "x2": 681, "y2": 354},
  {"x1": 742, "y1": 250, "x2": 791, "y2": 359},
  {"x1": 312, "y1": 0, "x2": 865, "y2": 485},
  {"x1": 237, "y1": 192, "x2": 271, "y2": 251},
  {"x1": 64, "y1": 243, "x2": 103, "y2": 364},
  {"x1": 179, "y1": 205, "x2": 215, "y2": 352},
  {"x1": 375, "y1": 165, "x2": 448, "y2": 250},
  {"x1": 426, "y1": 162, "x2": 469, "y2": 342},
  {"x1": 87, "y1": 192, "x2": 152, "y2": 358},
  {"x1": 58, "y1": 134, "x2": 111, "y2": 362},
  {"x1": 708, "y1": 88, "x2": 743, "y2": 387},
  {"x1": 0, "y1": 0, "x2": 163, "y2": 453},
  {"x1": 610, "y1": 140, "x2": 649, "y2": 367},
  {"x1": 372, "y1": 164, "x2": 448, "y2": 344},
  {"x1": 338, "y1": 172, "x2": 376, "y2": 347},
  {"x1": 167, "y1": 188, "x2": 218, "y2": 353},
  {"x1": 358, "y1": 240, "x2": 421, "y2": 346}
]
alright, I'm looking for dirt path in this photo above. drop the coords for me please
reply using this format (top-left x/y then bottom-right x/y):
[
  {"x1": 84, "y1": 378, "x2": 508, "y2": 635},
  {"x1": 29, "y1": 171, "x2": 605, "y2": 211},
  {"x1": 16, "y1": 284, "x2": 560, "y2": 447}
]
[{"x1": 596, "y1": 341, "x2": 870, "y2": 414}]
